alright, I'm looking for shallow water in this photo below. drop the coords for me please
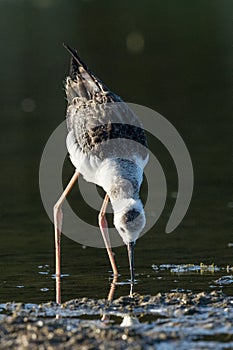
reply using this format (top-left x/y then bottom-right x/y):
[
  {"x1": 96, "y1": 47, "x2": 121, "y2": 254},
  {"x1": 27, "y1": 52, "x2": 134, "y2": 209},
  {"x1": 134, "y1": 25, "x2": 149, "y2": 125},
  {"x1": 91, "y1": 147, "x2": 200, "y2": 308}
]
[
  {"x1": 0, "y1": 2, "x2": 232, "y2": 349},
  {"x1": 0, "y1": 0, "x2": 232, "y2": 315}
]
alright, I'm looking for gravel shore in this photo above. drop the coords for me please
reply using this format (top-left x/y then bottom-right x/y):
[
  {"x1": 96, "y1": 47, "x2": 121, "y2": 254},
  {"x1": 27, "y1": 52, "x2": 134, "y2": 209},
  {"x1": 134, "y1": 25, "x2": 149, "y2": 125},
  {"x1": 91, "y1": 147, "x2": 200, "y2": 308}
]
[{"x1": 1, "y1": 291, "x2": 233, "y2": 349}]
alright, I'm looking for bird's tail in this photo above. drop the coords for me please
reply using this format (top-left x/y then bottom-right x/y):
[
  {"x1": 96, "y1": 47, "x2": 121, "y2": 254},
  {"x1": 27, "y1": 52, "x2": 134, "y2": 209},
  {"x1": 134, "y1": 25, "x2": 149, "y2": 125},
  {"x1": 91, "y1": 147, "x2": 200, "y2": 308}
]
[{"x1": 63, "y1": 43, "x2": 120, "y2": 104}]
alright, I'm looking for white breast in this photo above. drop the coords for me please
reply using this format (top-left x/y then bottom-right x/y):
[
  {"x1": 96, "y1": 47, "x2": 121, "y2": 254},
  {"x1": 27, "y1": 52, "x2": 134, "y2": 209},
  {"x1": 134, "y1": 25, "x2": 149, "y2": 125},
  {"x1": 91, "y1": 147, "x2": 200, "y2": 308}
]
[{"x1": 66, "y1": 131, "x2": 102, "y2": 184}]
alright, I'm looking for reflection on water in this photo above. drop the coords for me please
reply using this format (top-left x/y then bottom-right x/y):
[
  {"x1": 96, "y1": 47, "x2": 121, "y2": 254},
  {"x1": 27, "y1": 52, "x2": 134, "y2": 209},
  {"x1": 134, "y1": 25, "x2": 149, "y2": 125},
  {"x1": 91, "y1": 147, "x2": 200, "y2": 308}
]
[{"x1": 0, "y1": 1, "x2": 232, "y2": 304}]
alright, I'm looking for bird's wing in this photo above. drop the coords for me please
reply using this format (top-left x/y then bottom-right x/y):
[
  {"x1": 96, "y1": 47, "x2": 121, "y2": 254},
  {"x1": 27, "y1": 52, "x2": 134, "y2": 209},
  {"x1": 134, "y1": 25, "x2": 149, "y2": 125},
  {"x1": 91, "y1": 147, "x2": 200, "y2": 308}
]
[
  {"x1": 64, "y1": 44, "x2": 148, "y2": 166},
  {"x1": 64, "y1": 43, "x2": 121, "y2": 106}
]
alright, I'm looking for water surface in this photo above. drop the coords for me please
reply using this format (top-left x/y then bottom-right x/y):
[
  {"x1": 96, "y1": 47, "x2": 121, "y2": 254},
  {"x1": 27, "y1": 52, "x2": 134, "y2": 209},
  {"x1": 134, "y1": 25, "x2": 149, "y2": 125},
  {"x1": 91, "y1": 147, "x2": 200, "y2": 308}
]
[{"x1": 0, "y1": 0, "x2": 232, "y2": 304}]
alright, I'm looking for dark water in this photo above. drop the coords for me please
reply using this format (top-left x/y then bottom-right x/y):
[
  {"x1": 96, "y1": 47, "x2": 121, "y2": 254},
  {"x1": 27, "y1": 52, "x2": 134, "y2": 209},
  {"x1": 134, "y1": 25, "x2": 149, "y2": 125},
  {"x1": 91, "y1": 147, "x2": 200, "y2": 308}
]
[{"x1": 0, "y1": 0, "x2": 232, "y2": 304}]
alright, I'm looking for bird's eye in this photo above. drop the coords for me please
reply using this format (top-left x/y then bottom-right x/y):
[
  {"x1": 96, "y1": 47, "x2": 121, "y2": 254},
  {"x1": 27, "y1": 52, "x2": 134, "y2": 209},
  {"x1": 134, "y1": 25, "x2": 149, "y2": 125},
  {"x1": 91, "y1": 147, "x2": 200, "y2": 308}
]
[
  {"x1": 120, "y1": 227, "x2": 125, "y2": 233},
  {"x1": 123, "y1": 209, "x2": 140, "y2": 223}
]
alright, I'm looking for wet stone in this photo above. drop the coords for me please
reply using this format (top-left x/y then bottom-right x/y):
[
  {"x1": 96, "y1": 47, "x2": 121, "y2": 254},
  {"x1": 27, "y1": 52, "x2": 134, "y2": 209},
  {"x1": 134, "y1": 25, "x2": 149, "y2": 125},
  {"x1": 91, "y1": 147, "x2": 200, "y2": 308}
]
[{"x1": 0, "y1": 291, "x2": 233, "y2": 349}]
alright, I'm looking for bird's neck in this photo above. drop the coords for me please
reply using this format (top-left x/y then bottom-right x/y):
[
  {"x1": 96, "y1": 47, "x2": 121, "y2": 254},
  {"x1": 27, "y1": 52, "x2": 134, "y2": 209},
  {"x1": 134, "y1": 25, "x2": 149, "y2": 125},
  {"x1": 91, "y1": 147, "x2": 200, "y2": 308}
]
[
  {"x1": 108, "y1": 178, "x2": 139, "y2": 201},
  {"x1": 96, "y1": 159, "x2": 142, "y2": 203},
  {"x1": 108, "y1": 184, "x2": 140, "y2": 215}
]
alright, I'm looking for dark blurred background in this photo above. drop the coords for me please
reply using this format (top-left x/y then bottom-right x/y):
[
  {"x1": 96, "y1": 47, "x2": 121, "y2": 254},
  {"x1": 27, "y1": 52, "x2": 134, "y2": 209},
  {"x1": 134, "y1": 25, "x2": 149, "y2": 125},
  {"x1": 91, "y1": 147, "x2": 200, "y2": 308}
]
[{"x1": 0, "y1": 0, "x2": 232, "y2": 303}]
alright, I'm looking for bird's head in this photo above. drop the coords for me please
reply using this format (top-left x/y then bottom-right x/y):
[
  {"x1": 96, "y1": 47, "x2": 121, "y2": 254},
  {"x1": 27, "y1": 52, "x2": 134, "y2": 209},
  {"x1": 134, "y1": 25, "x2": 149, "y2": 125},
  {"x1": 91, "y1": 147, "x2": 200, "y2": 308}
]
[
  {"x1": 112, "y1": 198, "x2": 146, "y2": 245},
  {"x1": 112, "y1": 198, "x2": 145, "y2": 293}
]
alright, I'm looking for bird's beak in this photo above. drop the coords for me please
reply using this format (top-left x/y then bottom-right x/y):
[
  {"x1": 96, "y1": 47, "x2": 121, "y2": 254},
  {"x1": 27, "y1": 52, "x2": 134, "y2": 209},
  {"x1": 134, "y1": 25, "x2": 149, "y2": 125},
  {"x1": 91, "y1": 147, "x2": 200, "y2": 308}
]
[{"x1": 127, "y1": 241, "x2": 135, "y2": 289}]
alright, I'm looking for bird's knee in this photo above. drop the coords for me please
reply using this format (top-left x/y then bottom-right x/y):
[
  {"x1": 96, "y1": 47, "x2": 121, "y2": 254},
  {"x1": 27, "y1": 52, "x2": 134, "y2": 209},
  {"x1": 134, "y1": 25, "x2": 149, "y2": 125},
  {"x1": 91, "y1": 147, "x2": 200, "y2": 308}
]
[
  {"x1": 98, "y1": 211, "x2": 106, "y2": 225},
  {"x1": 98, "y1": 212, "x2": 103, "y2": 223},
  {"x1": 54, "y1": 203, "x2": 58, "y2": 214},
  {"x1": 54, "y1": 202, "x2": 63, "y2": 219}
]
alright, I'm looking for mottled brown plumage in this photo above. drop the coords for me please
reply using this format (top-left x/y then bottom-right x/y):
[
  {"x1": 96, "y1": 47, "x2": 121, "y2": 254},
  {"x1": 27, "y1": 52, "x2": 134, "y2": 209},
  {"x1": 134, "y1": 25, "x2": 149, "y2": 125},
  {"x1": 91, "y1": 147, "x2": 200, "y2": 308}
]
[{"x1": 64, "y1": 44, "x2": 148, "y2": 165}]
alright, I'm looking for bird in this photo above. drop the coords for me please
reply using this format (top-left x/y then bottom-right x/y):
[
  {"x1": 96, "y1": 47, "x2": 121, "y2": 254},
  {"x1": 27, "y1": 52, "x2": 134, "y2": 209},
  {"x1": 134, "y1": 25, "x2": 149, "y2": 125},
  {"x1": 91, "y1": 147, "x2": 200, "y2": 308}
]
[{"x1": 53, "y1": 44, "x2": 149, "y2": 303}]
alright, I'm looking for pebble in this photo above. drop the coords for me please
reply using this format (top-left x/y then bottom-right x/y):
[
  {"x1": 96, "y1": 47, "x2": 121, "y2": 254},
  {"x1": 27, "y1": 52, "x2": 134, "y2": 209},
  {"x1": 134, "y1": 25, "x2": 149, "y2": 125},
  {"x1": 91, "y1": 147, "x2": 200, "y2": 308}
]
[{"x1": 0, "y1": 291, "x2": 233, "y2": 349}]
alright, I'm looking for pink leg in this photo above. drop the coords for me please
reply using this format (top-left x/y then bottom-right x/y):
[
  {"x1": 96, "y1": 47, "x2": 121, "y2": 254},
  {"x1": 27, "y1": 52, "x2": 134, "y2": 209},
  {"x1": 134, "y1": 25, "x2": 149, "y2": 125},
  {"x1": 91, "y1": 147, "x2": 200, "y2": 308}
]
[
  {"x1": 98, "y1": 194, "x2": 118, "y2": 277},
  {"x1": 53, "y1": 171, "x2": 80, "y2": 304}
]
